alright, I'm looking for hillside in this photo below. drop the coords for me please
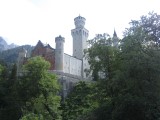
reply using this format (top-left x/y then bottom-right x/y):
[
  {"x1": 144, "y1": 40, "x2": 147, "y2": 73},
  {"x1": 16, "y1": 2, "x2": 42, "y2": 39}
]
[
  {"x1": 0, "y1": 37, "x2": 18, "y2": 51},
  {"x1": 0, "y1": 45, "x2": 34, "y2": 65},
  {"x1": 0, "y1": 37, "x2": 8, "y2": 51}
]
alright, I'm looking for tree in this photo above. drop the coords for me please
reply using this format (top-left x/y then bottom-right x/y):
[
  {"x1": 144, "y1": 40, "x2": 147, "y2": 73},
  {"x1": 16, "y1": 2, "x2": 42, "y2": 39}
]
[
  {"x1": 0, "y1": 64, "x2": 22, "y2": 120},
  {"x1": 18, "y1": 56, "x2": 61, "y2": 120},
  {"x1": 110, "y1": 36, "x2": 160, "y2": 120},
  {"x1": 0, "y1": 64, "x2": 3, "y2": 75},
  {"x1": 62, "y1": 81, "x2": 98, "y2": 120},
  {"x1": 124, "y1": 11, "x2": 160, "y2": 46},
  {"x1": 84, "y1": 12, "x2": 160, "y2": 120},
  {"x1": 110, "y1": 12, "x2": 160, "y2": 120},
  {"x1": 85, "y1": 35, "x2": 119, "y2": 81}
]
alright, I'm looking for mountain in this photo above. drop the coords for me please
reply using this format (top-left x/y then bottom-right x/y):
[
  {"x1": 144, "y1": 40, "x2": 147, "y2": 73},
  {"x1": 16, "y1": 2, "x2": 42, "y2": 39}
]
[
  {"x1": 0, "y1": 37, "x2": 8, "y2": 51},
  {"x1": 0, "y1": 37, "x2": 18, "y2": 51},
  {"x1": 0, "y1": 45, "x2": 35, "y2": 65},
  {"x1": 8, "y1": 43, "x2": 18, "y2": 49}
]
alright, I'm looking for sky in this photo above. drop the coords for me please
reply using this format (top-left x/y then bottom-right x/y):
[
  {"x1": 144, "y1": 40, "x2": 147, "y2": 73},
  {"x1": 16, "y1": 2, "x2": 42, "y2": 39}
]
[{"x1": 0, "y1": 0, "x2": 159, "y2": 55}]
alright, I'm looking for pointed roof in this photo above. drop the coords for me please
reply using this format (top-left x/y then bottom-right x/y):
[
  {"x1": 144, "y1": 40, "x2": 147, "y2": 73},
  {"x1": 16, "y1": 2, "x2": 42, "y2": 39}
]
[
  {"x1": 35, "y1": 40, "x2": 54, "y2": 50},
  {"x1": 113, "y1": 29, "x2": 117, "y2": 37}
]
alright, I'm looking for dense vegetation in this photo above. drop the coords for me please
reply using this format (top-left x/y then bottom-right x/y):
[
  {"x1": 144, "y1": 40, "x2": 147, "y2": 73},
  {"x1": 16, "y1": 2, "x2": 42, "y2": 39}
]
[
  {"x1": 0, "y1": 12, "x2": 160, "y2": 120},
  {"x1": 62, "y1": 12, "x2": 160, "y2": 120},
  {"x1": 0, "y1": 57, "x2": 61, "y2": 120}
]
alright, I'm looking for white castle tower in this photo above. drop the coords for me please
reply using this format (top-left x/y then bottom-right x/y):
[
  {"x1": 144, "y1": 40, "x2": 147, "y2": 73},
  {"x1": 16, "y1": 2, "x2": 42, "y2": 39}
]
[
  {"x1": 71, "y1": 15, "x2": 89, "y2": 60},
  {"x1": 55, "y1": 35, "x2": 65, "y2": 72},
  {"x1": 71, "y1": 15, "x2": 89, "y2": 78}
]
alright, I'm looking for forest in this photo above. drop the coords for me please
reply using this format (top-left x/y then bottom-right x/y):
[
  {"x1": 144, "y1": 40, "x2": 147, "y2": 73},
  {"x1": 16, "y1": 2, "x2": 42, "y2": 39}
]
[{"x1": 0, "y1": 12, "x2": 160, "y2": 120}]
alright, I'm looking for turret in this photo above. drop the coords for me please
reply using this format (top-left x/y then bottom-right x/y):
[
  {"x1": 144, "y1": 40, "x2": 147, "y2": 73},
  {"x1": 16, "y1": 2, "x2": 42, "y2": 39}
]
[
  {"x1": 71, "y1": 15, "x2": 89, "y2": 60},
  {"x1": 55, "y1": 35, "x2": 65, "y2": 72},
  {"x1": 74, "y1": 15, "x2": 86, "y2": 28}
]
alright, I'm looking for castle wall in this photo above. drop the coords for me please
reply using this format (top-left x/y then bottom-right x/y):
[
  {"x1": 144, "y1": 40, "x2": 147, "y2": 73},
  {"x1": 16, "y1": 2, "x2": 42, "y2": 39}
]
[{"x1": 64, "y1": 53, "x2": 82, "y2": 76}]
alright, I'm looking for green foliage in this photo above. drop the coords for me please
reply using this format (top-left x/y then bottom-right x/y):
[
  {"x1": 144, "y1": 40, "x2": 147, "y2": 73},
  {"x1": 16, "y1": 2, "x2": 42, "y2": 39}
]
[
  {"x1": 62, "y1": 81, "x2": 98, "y2": 120},
  {"x1": 124, "y1": 11, "x2": 160, "y2": 46},
  {"x1": 85, "y1": 36, "x2": 119, "y2": 81},
  {"x1": 0, "y1": 64, "x2": 22, "y2": 120},
  {"x1": 0, "y1": 57, "x2": 61, "y2": 120},
  {"x1": 83, "y1": 12, "x2": 160, "y2": 120},
  {"x1": 0, "y1": 64, "x2": 3, "y2": 75},
  {"x1": 18, "y1": 56, "x2": 61, "y2": 120},
  {"x1": 20, "y1": 113, "x2": 44, "y2": 120},
  {"x1": 111, "y1": 26, "x2": 160, "y2": 120}
]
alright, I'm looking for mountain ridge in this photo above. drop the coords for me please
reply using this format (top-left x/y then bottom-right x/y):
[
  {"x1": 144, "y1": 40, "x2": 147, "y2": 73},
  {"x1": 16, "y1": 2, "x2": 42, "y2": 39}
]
[
  {"x1": 0, "y1": 45, "x2": 35, "y2": 65},
  {"x1": 0, "y1": 37, "x2": 18, "y2": 51}
]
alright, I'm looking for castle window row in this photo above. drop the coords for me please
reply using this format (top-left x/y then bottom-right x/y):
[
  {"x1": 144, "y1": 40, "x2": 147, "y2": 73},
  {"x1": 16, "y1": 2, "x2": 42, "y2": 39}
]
[{"x1": 72, "y1": 30, "x2": 88, "y2": 36}]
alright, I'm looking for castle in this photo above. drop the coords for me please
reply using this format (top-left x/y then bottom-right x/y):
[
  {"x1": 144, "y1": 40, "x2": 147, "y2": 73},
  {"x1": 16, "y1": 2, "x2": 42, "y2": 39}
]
[
  {"x1": 30, "y1": 15, "x2": 89, "y2": 78},
  {"x1": 17, "y1": 15, "x2": 119, "y2": 98}
]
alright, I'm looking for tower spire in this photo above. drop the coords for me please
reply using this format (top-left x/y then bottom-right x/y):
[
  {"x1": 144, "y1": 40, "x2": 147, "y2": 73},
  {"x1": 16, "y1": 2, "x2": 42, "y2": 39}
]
[{"x1": 113, "y1": 28, "x2": 117, "y2": 37}]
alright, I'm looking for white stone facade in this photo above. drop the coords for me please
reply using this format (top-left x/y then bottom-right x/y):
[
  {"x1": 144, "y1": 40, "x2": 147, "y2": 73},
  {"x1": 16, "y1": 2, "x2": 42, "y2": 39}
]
[
  {"x1": 54, "y1": 15, "x2": 89, "y2": 78},
  {"x1": 63, "y1": 53, "x2": 82, "y2": 76}
]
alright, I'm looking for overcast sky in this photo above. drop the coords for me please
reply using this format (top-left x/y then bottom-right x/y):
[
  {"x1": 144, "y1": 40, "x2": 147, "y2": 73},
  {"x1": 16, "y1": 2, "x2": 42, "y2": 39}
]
[{"x1": 0, "y1": 0, "x2": 159, "y2": 55}]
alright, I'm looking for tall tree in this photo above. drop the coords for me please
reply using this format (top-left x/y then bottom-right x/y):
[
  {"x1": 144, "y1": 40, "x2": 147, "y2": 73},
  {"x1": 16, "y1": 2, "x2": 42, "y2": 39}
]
[
  {"x1": 110, "y1": 12, "x2": 160, "y2": 120},
  {"x1": 83, "y1": 35, "x2": 121, "y2": 120},
  {"x1": 0, "y1": 64, "x2": 22, "y2": 120},
  {"x1": 84, "y1": 12, "x2": 160, "y2": 120},
  {"x1": 62, "y1": 81, "x2": 98, "y2": 120},
  {"x1": 85, "y1": 35, "x2": 119, "y2": 81},
  {"x1": 124, "y1": 11, "x2": 160, "y2": 46},
  {"x1": 18, "y1": 56, "x2": 61, "y2": 120},
  {"x1": 111, "y1": 35, "x2": 160, "y2": 120}
]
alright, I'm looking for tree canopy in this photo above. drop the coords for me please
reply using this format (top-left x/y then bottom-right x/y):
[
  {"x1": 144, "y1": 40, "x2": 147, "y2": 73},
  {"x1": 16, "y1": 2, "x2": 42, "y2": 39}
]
[{"x1": 19, "y1": 56, "x2": 61, "y2": 120}]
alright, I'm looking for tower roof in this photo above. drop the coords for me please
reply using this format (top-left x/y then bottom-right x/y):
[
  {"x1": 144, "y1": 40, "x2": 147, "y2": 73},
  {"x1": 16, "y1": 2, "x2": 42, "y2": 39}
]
[
  {"x1": 74, "y1": 15, "x2": 86, "y2": 28},
  {"x1": 55, "y1": 35, "x2": 65, "y2": 42},
  {"x1": 113, "y1": 29, "x2": 117, "y2": 37},
  {"x1": 74, "y1": 15, "x2": 86, "y2": 21}
]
